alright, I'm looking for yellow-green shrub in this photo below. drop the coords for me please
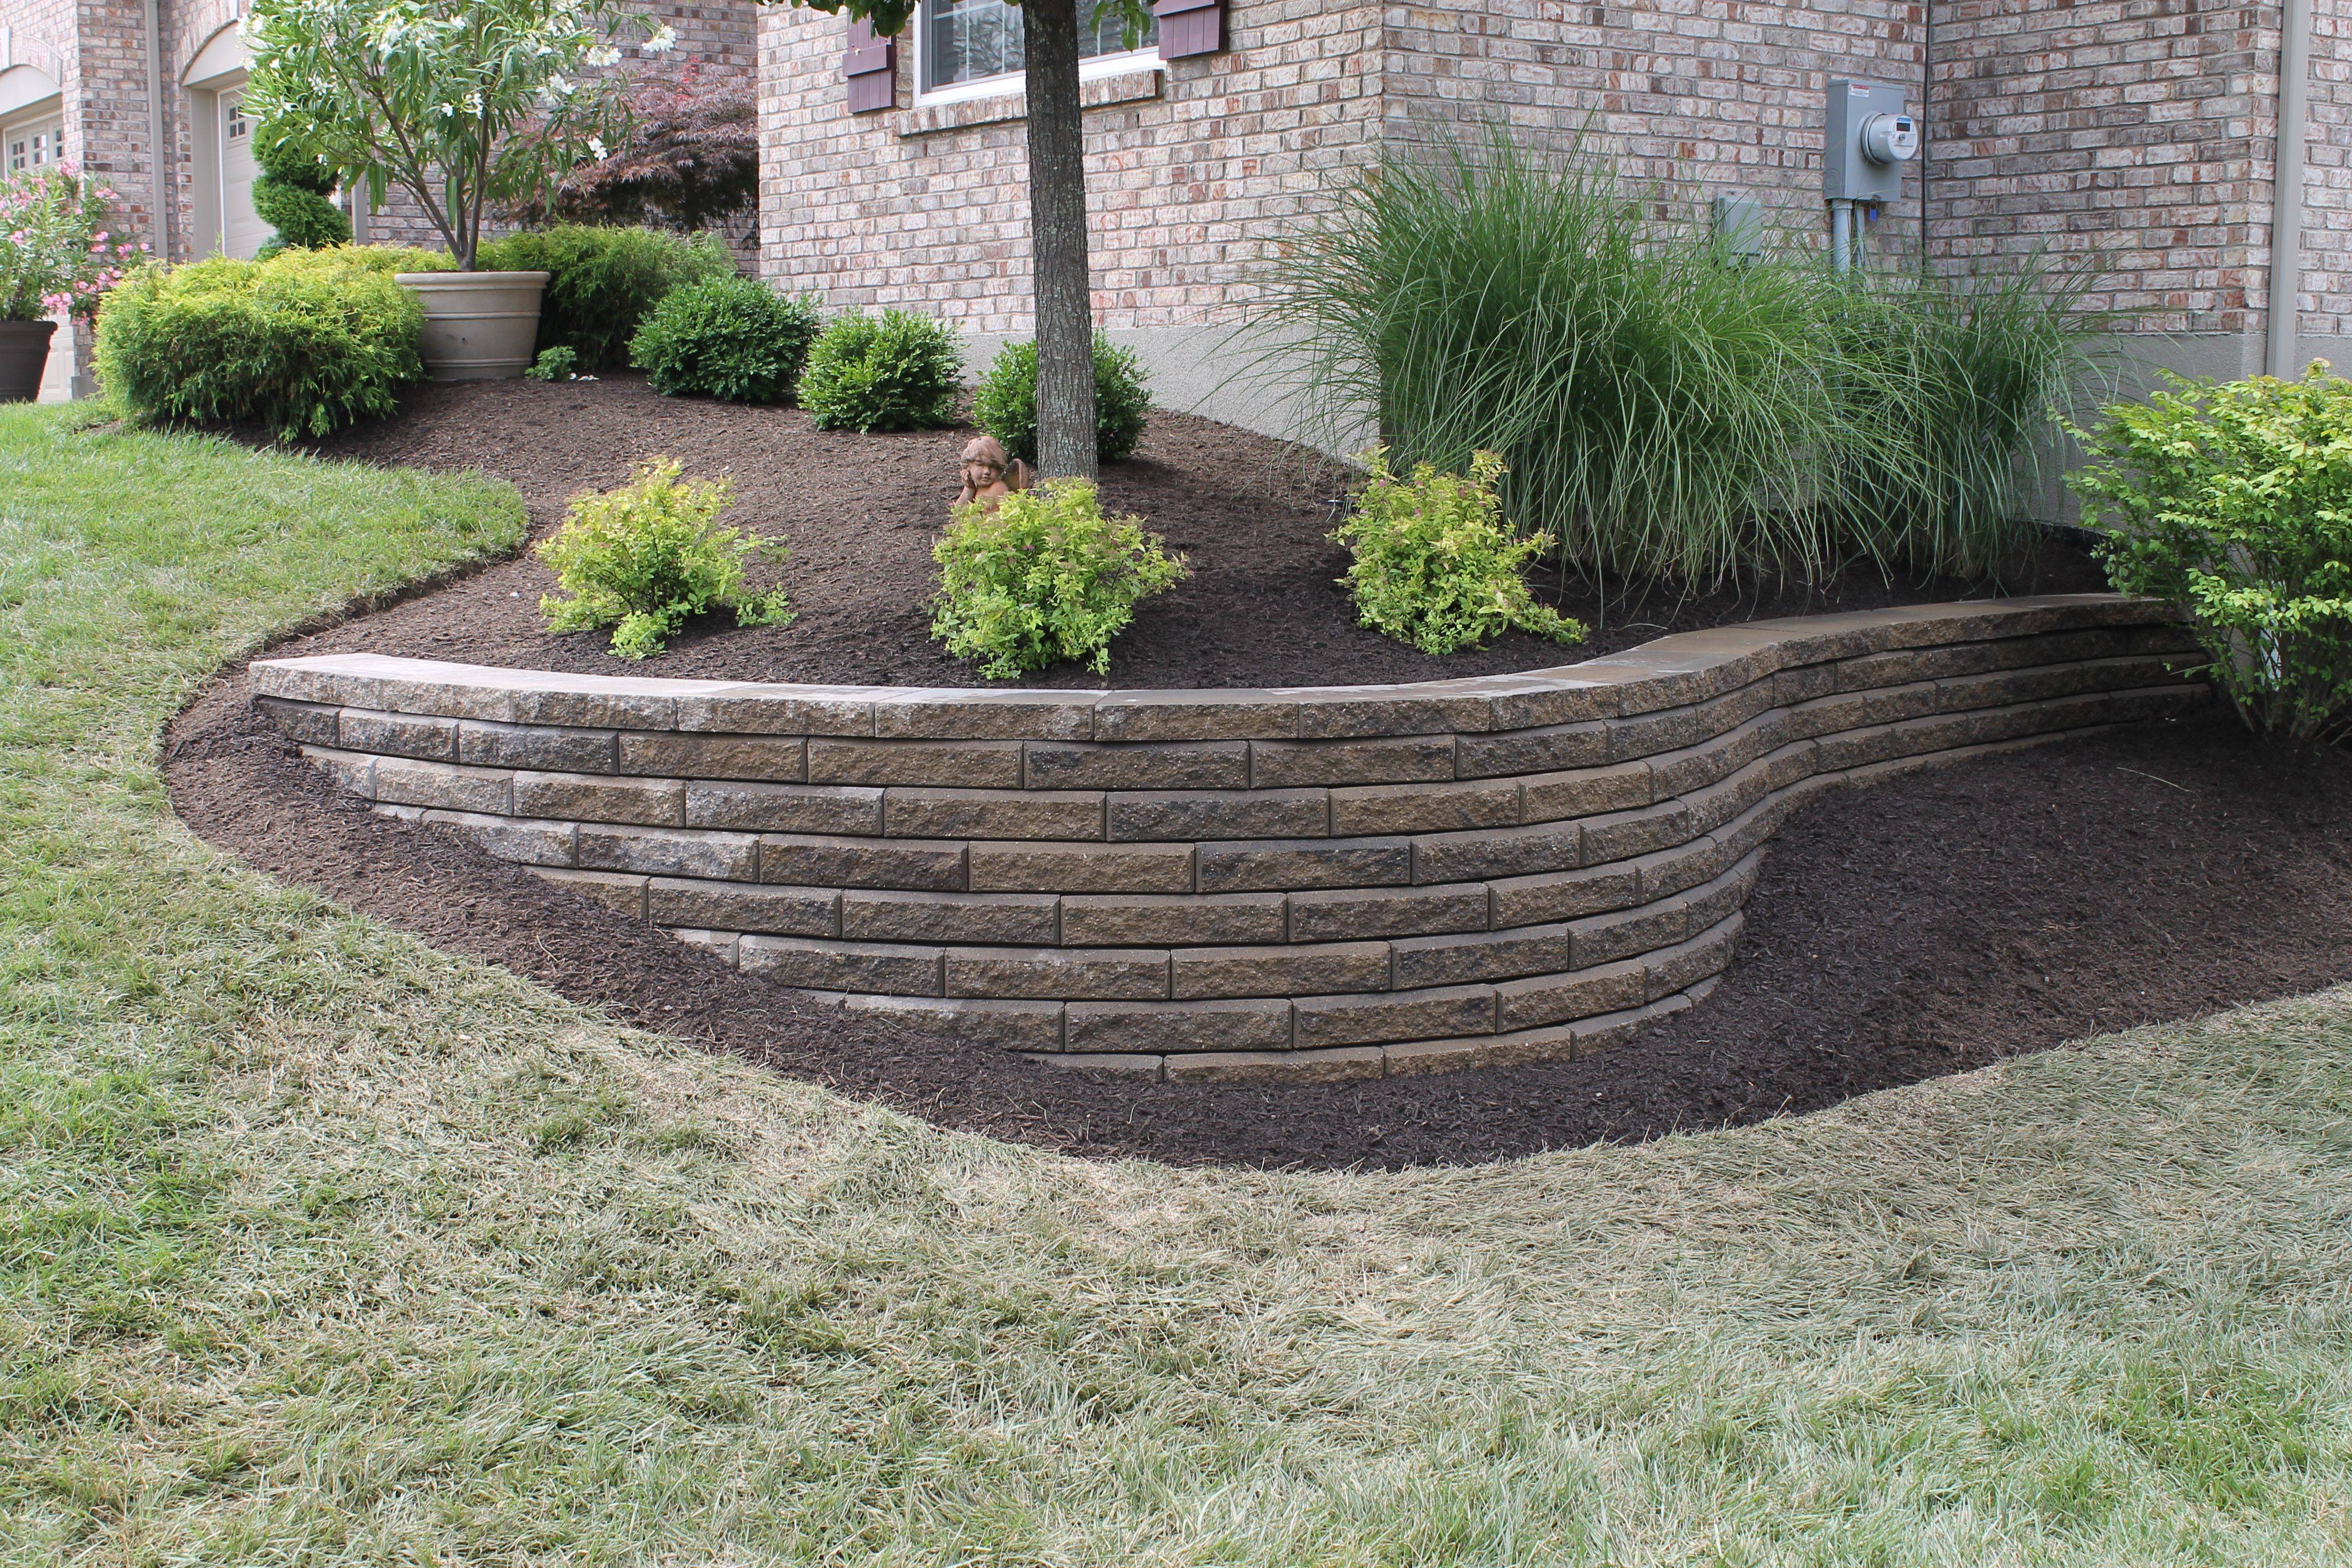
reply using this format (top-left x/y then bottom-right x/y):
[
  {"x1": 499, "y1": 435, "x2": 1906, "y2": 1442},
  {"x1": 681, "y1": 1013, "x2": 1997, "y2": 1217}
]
[
  {"x1": 1332, "y1": 447, "x2": 1587, "y2": 655},
  {"x1": 929, "y1": 480, "x2": 1187, "y2": 678},
  {"x1": 537, "y1": 458, "x2": 794, "y2": 660}
]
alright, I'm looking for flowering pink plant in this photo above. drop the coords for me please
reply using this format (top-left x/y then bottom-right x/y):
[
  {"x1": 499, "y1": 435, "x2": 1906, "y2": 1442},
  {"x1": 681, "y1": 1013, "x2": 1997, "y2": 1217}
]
[{"x1": 0, "y1": 162, "x2": 145, "y2": 323}]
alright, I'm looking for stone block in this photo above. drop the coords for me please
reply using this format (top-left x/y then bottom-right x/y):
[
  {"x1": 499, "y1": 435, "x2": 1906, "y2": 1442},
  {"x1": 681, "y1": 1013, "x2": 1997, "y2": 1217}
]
[
  {"x1": 1196, "y1": 837, "x2": 1412, "y2": 893},
  {"x1": 1293, "y1": 984, "x2": 1496, "y2": 1049},
  {"x1": 1059, "y1": 892, "x2": 1287, "y2": 947},
  {"x1": 871, "y1": 690, "x2": 1099, "y2": 741},
  {"x1": 674, "y1": 687, "x2": 873, "y2": 737},
  {"x1": 842, "y1": 889, "x2": 1060, "y2": 945},
  {"x1": 807, "y1": 738, "x2": 1025, "y2": 788},
  {"x1": 1517, "y1": 760, "x2": 1654, "y2": 824},
  {"x1": 301, "y1": 745, "x2": 376, "y2": 798},
  {"x1": 1162, "y1": 1045, "x2": 1385, "y2": 1083},
  {"x1": 1170, "y1": 940, "x2": 1392, "y2": 1001},
  {"x1": 845, "y1": 992, "x2": 1066, "y2": 1052},
  {"x1": 372, "y1": 756, "x2": 512, "y2": 815},
  {"x1": 1391, "y1": 922, "x2": 1575, "y2": 989},
  {"x1": 688, "y1": 781, "x2": 885, "y2": 835},
  {"x1": 968, "y1": 840, "x2": 1195, "y2": 894},
  {"x1": 1327, "y1": 777, "x2": 1519, "y2": 836},
  {"x1": 1485, "y1": 861, "x2": 1645, "y2": 927},
  {"x1": 1091, "y1": 692, "x2": 1300, "y2": 742},
  {"x1": 1454, "y1": 720, "x2": 1610, "y2": 780},
  {"x1": 513, "y1": 771, "x2": 685, "y2": 826},
  {"x1": 1248, "y1": 735, "x2": 1456, "y2": 788},
  {"x1": 1412, "y1": 819, "x2": 1582, "y2": 884},
  {"x1": 650, "y1": 878, "x2": 841, "y2": 938},
  {"x1": 1291, "y1": 688, "x2": 1496, "y2": 739},
  {"x1": 579, "y1": 824, "x2": 760, "y2": 881},
  {"x1": 510, "y1": 688, "x2": 682, "y2": 732},
  {"x1": 1645, "y1": 913, "x2": 1744, "y2": 1001},
  {"x1": 1022, "y1": 740, "x2": 1250, "y2": 791},
  {"x1": 1646, "y1": 711, "x2": 1788, "y2": 798},
  {"x1": 739, "y1": 935, "x2": 945, "y2": 995},
  {"x1": 1567, "y1": 900, "x2": 1690, "y2": 968},
  {"x1": 339, "y1": 707, "x2": 459, "y2": 761},
  {"x1": 419, "y1": 809, "x2": 578, "y2": 867},
  {"x1": 252, "y1": 696, "x2": 339, "y2": 747},
  {"x1": 1578, "y1": 800, "x2": 1697, "y2": 864},
  {"x1": 760, "y1": 834, "x2": 967, "y2": 891},
  {"x1": 526, "y1": 867, "x2": 648, "y2": 919},
  {"x1": 945, "y1": 945, "x2": 1171, "y2": 1001},
  {"x1": 667, "y1": 928, "x2": 741, "y2": 966},
  {"x1": 1286, "y1": 882, "x2": 1490, "y2": 943},
  {"x1": 619, "y1": 732, "x2": 807, "y2": 782},
  {"x1": 885, "y1": 787, "x2": 1105, "y2": 841},
  {"x1": 1065, "y1": 997, "x2": 1293, "y2": 1054},
  {"x1": 1107, "y1": 788, "x2": 1329, "y2": 842},
  {"x1": 1680, "y1": 759, "x2": 1773, "y2": 836},
  {"x1": 1493, "y1": 957, "x2": 1649, "y2": 1032},
  {"x1": 1023, "y1": 1050, "x2": 1164, "y2": 1077},
  {"x1": 458, "y1": 721, "x2": 618, "y2": 773}
]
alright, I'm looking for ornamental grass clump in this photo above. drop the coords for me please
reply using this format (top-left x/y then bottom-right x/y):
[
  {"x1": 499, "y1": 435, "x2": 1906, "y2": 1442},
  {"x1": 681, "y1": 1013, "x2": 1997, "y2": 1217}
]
[
  {"x1": 797, "y1": 308, "x2": 962, "y2": 432},
  {"x1": 973, "y1": 334, "x2": 1152, "y2": 464},
  {"x1": 629, "y1": 275, "x2": 824, "y2": 403},
  {"x1": 1335, "y1": 447, "x2": 1587, "y2": 655},
  {"x1": 537, "y1": 458, "x2": 794, "y2": 660},
  {"x1": 2070, "y1": 363, "x2": 2352, "y2": 746},
  {"x1": 930, "y1": 480, "x2": 1188, "y2": 677}
]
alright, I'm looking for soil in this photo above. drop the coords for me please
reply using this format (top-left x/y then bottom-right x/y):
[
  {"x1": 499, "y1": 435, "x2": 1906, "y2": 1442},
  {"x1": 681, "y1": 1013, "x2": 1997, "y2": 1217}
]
[
  {"x1": 270, "y1": 374, "x2": 2114, "y2": 689},
  {"x1": 167, "y1": 679, "x2": 2352, "y2": 1170}
]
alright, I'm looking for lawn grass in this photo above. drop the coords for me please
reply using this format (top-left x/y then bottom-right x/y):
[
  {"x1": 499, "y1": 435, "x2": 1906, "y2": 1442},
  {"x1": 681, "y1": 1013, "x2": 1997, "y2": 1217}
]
[{"x1": 4, "y1": 402, "x2": 2352, "y2": 1565}]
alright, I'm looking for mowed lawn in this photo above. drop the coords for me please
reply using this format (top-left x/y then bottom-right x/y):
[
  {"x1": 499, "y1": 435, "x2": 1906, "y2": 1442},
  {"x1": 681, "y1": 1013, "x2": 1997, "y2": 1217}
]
[{"x1": 4, "y1": 402, "x2": 2352, "y2": 1567}]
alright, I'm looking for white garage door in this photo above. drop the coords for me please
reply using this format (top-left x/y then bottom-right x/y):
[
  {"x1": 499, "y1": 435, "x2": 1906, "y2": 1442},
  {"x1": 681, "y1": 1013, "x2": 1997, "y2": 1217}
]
[{"x1": 219, "y1": 89, "x2": 270, "y2": 260}]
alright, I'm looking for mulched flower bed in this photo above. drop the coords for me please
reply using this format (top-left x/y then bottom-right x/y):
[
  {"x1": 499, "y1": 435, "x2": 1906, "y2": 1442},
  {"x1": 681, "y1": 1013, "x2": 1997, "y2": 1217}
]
[{"x1": 273, "y1": 373, "x2": 2112, "y2": 687}]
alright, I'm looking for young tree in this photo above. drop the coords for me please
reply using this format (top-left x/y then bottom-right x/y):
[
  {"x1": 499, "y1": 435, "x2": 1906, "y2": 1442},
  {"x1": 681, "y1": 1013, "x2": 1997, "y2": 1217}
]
[{"x1": 769, "y1": 0, "x2": 1145, "y2": 479}]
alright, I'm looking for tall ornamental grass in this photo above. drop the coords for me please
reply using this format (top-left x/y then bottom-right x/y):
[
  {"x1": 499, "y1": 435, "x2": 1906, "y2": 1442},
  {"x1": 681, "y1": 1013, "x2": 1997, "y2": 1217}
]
[{"x1": 1261, "y1": 133, "x2": 2100, "y2": 587}]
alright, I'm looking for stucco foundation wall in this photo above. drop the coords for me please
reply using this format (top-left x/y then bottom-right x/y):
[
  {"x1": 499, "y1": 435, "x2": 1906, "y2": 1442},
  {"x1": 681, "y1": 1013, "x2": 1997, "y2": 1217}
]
[{"x1": 251, "y1": 597, "x2": 2208, "y2": 1083}]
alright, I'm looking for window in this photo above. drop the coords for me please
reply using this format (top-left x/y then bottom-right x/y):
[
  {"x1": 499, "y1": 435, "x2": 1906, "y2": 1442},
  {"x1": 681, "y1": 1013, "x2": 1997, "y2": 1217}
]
[
  {"x1": 918, "y1": 0, "x2": 1157, "y2": 98},
  {"x1": 6, "y1": 119, "x2": 61, "y2": 172},
  {"x1": 225, "y1": 96, "x2": 249, "y2": 143}
]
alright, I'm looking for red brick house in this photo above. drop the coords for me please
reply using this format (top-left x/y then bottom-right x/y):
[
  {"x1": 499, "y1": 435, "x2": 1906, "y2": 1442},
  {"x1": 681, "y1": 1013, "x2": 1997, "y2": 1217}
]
[{"x1": 757, "y1": 0, "x2": 2352, "y2": 432}]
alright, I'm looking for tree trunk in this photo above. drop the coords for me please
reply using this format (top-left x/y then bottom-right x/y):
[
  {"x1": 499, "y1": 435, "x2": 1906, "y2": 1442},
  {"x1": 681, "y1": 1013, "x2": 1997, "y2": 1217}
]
[{"x1": 1023, "y1": 0, "x2": 1098, "y2": 480}]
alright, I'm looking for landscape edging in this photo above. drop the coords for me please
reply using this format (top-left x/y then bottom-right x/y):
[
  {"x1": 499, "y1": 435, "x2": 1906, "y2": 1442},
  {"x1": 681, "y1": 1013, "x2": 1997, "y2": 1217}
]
[{"x1": 248, "y1": 595, "x2": 2211, "y2": 1081}]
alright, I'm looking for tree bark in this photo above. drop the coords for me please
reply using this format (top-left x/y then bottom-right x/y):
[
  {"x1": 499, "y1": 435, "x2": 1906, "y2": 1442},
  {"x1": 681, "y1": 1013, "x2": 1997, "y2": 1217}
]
[{"x1": 1023, "y1": 0, "x2": 1098, "y2": 480}]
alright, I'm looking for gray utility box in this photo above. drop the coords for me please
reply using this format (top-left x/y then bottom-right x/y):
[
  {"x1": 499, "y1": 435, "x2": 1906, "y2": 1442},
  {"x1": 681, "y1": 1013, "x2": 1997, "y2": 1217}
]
[{"x1": 1823, "y1": 79, "x2": 1917, "y2": 203}]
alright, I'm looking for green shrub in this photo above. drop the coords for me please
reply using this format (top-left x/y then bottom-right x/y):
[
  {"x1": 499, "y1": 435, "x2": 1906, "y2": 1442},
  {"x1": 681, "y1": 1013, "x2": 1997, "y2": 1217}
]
[
  {"x1": 478, "y1": 225, "x2": 733, "y2": 371},
  {"x1": 252, "y1": 121, "x2": 351, "y2": 254},
  {"x1": 629, "y1": 275, "x2": 824, "y2": 403},
  {"x1": 2068, "y1": 364, "x2": 2352, "y2": 745},
  {"x1": 526, "y1": 345, "x2": 579, "y2": 382},
  {"x1": 536, "y1": 457, "x2": 794, "y2": 660},
  {"x1": 972, "y1": 334, "x2": 1151, "y2": 464},
  {"x1": 94, "y1": 246, "x2": 424, "y2": 439},
  {"x1": 930, "y1": 479, "x2": 1187, "y2": 677},
  {"x1": 1333, "y1": 447, "x2": 1587, "y2": 655},
  {"x1": 798, "y1": 308, "x2": 962, "y2": 432}
]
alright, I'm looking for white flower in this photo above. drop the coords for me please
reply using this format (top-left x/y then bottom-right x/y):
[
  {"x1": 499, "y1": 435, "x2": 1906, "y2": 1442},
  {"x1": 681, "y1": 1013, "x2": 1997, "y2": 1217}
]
[
  {"x1": 585, "y1": 135, "x2": 608, "y2": 160},
  {"x1": 584, "y1": 44, "x2": 621, "y2": 68},
  {"x1": 643, "y1": 23, "x2": 677, "y2": 54}
]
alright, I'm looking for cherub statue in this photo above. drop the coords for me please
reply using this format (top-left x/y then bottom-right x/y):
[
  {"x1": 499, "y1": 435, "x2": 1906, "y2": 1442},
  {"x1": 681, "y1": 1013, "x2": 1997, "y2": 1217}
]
[{"x1": 955, "y1": 435, "x2": 1032, "y2": 511}]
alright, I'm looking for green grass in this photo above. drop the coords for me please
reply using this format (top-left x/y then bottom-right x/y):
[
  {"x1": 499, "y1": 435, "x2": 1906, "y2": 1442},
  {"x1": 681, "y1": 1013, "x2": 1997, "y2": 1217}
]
[{"x1": 5, "y1": 402, "x2": 2352, "y2": 1564}]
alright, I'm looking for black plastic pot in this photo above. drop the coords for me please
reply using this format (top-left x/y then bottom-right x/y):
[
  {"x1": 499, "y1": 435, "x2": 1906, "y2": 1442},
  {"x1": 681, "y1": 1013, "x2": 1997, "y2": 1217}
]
[{"x1": 0, "y1": 319, "x2": 57, "y2": 402}]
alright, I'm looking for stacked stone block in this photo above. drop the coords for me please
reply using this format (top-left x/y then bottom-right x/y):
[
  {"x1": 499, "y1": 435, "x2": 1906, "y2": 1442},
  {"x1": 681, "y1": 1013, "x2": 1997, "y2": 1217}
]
[{"x1": 251, "y1": 597, "x2": 2208, "y2": 1082}]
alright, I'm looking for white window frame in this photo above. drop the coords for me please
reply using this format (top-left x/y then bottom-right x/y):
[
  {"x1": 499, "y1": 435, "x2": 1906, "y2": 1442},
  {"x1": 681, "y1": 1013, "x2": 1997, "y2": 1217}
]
[
  {"x1": 911, "y1": 0, "x2": 1161, "y2": 107},
  {"x1": 3, "y1": 108, "x2": 63, "y2": 174}
]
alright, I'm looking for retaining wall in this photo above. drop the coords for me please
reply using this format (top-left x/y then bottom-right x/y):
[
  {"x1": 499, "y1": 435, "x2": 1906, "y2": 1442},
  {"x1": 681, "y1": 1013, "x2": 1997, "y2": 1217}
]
[{"x1": 249, "y1": 596, "x2": 2209, "y2": 1082}]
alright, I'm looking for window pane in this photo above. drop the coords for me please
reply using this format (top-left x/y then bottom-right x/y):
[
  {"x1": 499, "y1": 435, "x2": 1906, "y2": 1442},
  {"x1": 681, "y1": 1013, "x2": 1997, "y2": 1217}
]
[{"x1": 922, "y1": 0, "x2": 1157, "y2": 90}]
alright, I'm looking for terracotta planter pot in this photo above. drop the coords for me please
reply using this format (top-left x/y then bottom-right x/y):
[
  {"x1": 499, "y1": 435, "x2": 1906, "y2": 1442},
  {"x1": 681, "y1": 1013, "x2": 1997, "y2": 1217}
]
[
  {"x1": 0, "y1": 319, "x2": 57, "y2": 403},
  {"x1": 394, "y1": 270, "x2": 549, "y2": 382}
]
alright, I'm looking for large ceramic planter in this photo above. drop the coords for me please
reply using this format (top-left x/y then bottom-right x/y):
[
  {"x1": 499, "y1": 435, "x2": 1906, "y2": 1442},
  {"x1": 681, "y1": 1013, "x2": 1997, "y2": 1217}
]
[
  {"x1": 0, "y1": 319, "x2": 57, "y2": 403},
  {"x1": 394, "y1": 270, "x2": 549, "y2": 382}
]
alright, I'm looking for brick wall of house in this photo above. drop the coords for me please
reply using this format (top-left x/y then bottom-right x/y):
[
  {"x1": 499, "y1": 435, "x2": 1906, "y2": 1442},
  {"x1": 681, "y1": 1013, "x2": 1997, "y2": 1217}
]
[{"x1": 2294, "y1": 1, "x2": 2352, "y2": 345}]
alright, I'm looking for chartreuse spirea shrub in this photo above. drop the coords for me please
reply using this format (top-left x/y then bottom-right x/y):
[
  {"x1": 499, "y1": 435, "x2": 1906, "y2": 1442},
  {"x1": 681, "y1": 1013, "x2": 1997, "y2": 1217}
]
[
  {"x1": 94, "y1": 245, "x2": 433, "y2": 439},
  {"x1": 930, "y1": 480, "x2": 1188, "y2": 678},
  {"x1": 2069, "y1": 363, "x2": 2352, "y2": 745},
  {"x1": 797, "y1": 307, "x2": 962, "y2": 432},
  {"x1": 1334, "y1": 447, "x2": 1587, "y2": 655},
  {"x1": 526, "y1": 345, "x2": 579, "y2": 382},
  {"x1": 629, "y1": 274, "x2": 824, "y2": 404},
  {"x1": 973, "y1": 334, "x2": 1152, "y2": 464},
  {"x1": 481, "y1": 224, "x2": 733, "y2": 371},
  {"x1": 537, "y1": 458, "x2": 794, "y2": 660}
]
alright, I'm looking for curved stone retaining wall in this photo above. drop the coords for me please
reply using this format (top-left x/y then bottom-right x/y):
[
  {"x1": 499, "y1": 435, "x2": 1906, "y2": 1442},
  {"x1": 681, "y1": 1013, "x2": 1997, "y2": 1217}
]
[{"x1": 251, "y1": 596, "x2": 2208, "y2": 1082}]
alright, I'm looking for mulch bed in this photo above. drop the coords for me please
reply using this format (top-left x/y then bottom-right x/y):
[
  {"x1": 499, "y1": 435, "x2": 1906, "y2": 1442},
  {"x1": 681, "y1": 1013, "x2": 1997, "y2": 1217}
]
[
  {"x1": 163, "y1": 379, "x2": 2351, "y2": 1167},
  {"x1": 268, "y1": 373, "x2": 2112, "y2": 688},
  {"x1": 167, "y1": 679, "x2": 2352, "y2": 1170}
]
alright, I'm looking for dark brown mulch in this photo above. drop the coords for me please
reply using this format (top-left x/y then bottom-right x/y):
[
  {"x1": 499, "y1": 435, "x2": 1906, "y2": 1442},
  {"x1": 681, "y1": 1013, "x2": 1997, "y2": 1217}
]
[
  {"x1": 268, "y1": 373, "x2": 2111, "y2": 689},
  {"x1": 167, "y1": 671, "x2": 2352, "y2": 1169}
]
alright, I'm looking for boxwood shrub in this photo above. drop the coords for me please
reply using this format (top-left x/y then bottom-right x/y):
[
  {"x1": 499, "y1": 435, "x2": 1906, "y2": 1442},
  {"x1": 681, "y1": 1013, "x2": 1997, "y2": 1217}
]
[
  {"x1": 797, "y1": 308, "x2": 962, "y2": 432},
  {"x1": 629, "y1": 275, "x2": 824, "y2": 403},
  {"x1": 972, "y1": 334, "x2": 1151, "y2": 465},
  {"x1": 94, "y1": 246, "x2": 434, "y2": 439},
  {"x1": 478, "y1": 225, "x2": 733, "y2": 372}
]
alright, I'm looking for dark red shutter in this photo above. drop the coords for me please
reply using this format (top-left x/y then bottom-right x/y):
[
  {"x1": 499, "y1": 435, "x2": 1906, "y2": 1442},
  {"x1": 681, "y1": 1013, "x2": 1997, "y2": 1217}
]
[
  {"x1": 844, "y1": 17, "x2": 896, "y2": 113},
  {"x1": 1153, "y1": 0, "x2": 1223, "y2": 58}
]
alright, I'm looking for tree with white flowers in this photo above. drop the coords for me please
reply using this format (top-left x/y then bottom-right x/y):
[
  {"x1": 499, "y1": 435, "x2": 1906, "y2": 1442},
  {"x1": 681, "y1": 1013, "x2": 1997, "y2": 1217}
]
[{"x1": 244, "y1": 0, "x2": 662, "y2": 269}]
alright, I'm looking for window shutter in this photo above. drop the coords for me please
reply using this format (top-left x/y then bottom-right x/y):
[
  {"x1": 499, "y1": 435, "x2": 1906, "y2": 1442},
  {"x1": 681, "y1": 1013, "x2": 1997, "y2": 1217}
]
[
  {"x1": 844, "y1": 17, "x2": 896, "y2": 113},
  {"x1": 1153, "y1": 0, "x2": 1223, "y2": 58}
]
